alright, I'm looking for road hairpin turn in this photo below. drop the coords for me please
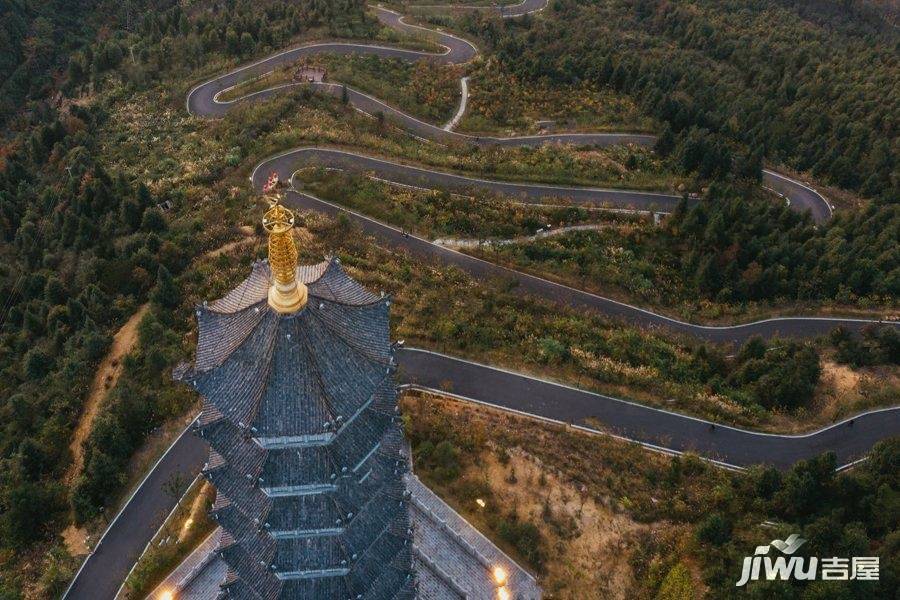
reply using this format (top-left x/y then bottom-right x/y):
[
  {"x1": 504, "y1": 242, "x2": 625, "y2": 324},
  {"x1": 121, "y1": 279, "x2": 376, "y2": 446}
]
[
  {"x1": 186, "y1": 0, "x2": 891, "y2": 343},
  {"x1": 57, "y1": 4, "x2": 898, "y2": 598}
]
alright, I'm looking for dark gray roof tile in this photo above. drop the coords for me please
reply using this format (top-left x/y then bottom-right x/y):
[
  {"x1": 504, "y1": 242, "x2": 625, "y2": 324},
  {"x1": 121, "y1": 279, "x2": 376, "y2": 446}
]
[
  {"x1": 307, "y1": 259, "x2": 381, "y2": 306},
  {"x1": 183, "y1": 259, "x2": 413, "y2": 599}
]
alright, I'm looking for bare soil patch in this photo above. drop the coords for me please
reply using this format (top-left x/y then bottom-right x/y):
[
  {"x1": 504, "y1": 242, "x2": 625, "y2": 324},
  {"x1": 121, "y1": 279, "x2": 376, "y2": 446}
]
[
  {"x1": 810, "y1": 359, "x2": 898, "y2": 425},
  {"x1": 66, "y1": 304, "x2": 150, "y2": 486},
  {"x1": 823, "y1": 360, "x2": 862, "y2": 396},
  {"x1": 63, "y1": 304, "x2": 149, "y2": 556},
  {"x1": 485, "y1": 449, "x2": 646, "y2": 598},
  {"x1": 403, "y1": 392, "x2": 709, "y2": 599}
]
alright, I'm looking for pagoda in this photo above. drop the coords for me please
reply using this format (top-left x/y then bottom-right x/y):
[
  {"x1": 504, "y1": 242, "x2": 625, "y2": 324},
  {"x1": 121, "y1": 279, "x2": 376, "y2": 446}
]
[{"x1": 176, "y1": 175, "x2": 415, "y2": 599}]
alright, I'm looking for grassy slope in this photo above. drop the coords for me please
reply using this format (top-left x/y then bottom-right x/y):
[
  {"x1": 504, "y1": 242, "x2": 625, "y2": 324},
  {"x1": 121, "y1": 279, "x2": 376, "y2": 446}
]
[{"x1": 404, "y1": 391, "x2": 899, "y2": 599}]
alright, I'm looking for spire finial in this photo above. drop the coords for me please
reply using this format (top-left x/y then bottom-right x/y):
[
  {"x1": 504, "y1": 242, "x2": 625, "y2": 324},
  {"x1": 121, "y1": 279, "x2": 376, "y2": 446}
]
[{"x1": 262, "y1": 172, "x2": 307, "y2": 313}]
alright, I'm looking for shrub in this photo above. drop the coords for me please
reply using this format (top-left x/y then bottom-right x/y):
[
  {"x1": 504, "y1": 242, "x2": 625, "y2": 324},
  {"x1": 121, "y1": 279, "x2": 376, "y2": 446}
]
[
  {"x1": 495, "y1": 513, "x2": 545, "y2": 571},
  {"x1": 728, "y1": 341, "x2": 821, "y2": 410},
  {"x1": 23, "y1": 348, "x2": 52, "y2": 379},
  {"x1": 431, "y1": 440, "x2": 461, "y2": 482},
  {"x1": 150, "y1": 266, "x2": 180, "y2": 309},
  {"x1": 0, "y1": 481, "x2": 66, "y2": 548},
  {"x1": 831, "y1": 326, "x2": 900, "y2": 367},
  {"x1": 696, "y1": 512, "x2": 732, "y2": 546},
  {"x1": 538, "y1": 337, "x2": 570, "y2": 364},
  {"x1": 656, "y1": 562, "x2": 694, "y2": 600},
  {"x1": 141, "y1": 207, "x2": 168, "y2": 233}
]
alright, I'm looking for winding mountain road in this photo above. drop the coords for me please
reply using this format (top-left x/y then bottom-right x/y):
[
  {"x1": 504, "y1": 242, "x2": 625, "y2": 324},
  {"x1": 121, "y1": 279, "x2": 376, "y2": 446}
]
[
  {"x1": 185, "y1": 1, "x2": 889, "y2": 345},
  {"x1": 63, "y1": 349, "x2": 899, "y2": 599},
  {"x1": 63, "y1": 3, "x2": 897, "y2": 598},
  {"x1": 397, "y1": 348, "x2": 898, "y2": 471},
  {"x1": 187, "y1": 5, "x2": 829, "y2": 221}
]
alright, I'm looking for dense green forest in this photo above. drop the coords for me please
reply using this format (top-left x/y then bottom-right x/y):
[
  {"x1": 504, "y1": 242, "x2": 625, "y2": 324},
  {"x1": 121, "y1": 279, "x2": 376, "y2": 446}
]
[
  {"x1": 662, "y1": 187, "x2": 899, "y2": 304},
  {"x1": 62, "y1": 0, "x2": 374, "y2": 93},
  {"x1": 696, "y1": 441, "x2": 900, "y2": 598},
  {"x1": 463, "y1": 0, "x2": 899, "y2": 200},
  {"x1": 478, "y1": 185, "x2": 898, "y2": 308},
  {"x1": 0, "y1": 0, "x2": 104, "y2": 126},
  {"x1": 0, "y1": 101, "x2": 188, "y2": 546},
  {"x1": 0, "y1": 0, "x2": 375, "y2": 594},
  {"x1": 0, "y1": 0, "x2": 897, "y2": 596},
  {"x1": 0, "y1": 0, "x2": 373, "y2": 128}
]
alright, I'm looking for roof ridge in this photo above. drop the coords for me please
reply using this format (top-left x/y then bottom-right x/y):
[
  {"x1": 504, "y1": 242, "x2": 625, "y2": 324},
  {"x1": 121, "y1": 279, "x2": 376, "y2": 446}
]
[
  {"x1": 194, "y1": 301, "x2": 269, "y2": 372},
  {"x1": 307, "y1": 259, "x2": 384, "y2": 307},
  {"x1": 300, "y1": 311, "x2": 391, "y2": 425},
  {"x1": 294, "y1": 316, "x2": 341, "y2": 426},
  {"x1": 243, "y1": 313, "x2": 283, "y2": 431},
  {"x1": 306, "y1": 302, "x2": 391, "y2": 366}
]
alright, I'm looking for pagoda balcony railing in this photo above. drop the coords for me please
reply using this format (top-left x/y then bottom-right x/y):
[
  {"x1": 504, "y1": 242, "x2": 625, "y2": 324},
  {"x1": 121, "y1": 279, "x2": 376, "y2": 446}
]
[
  {"x1": 261, "y1": 483, "x2": 337, "y2": 497},
  {"x1": 255, "y1": 432, "x2": 334, "y2": 449},
  {"x1": 269, "y1": 526, "x2": 345, "y2": 540},
  {"x1": 253, "y1": 391, "x2": 383, "y2": 451},
  {"x1": 274, "y1": 567, "x2": 351, "y2": 581}
]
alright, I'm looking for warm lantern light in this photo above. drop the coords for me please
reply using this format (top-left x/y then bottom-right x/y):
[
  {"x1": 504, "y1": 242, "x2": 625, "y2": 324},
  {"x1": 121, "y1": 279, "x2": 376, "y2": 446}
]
[
  {"x1": 493, "y1": 565, "x2": 508, "y2": 586},
  {"x1": 182, "y1": 517, "x2": 193, "y2": 532},
  {"x1": 159, "y1": 591, "x2": 175, "y2": 600},
  {"x1": 497, "y1": 586, "x2": 511, "y2": 600},
  {"x1": 475, "y1": 498, "x2": 486, "y2": 508}
]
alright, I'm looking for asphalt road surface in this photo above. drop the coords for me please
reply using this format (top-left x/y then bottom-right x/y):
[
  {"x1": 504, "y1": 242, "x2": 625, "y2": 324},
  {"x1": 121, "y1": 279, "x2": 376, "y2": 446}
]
[
  {"x1": 282, "y1": 184, "x2": 894, "y2": 344},
  {"x1": 62, "y1": 2, "x2": 896, "y2": 598},
  {"x1": 187, "y1": 4, "x2": 830, "y2": 222},
  {"x1": 398, "y1": 349, "x2": 900, "y2": 470},
  {"x1": 63, "y1": 426, "x2": 208, "y2": 600},
  {"x1": 185, "y1": 0, "x2": 880, "y2": 345},
  {"x1": 63, "y1": 349, "x2": 900, "y2": 599},
  {"x1": 187, "y1": 8, "x2": 655, "y2": 147},
  {"x1": 264, "y1": 147, "x2": 683, "y2": 211}
]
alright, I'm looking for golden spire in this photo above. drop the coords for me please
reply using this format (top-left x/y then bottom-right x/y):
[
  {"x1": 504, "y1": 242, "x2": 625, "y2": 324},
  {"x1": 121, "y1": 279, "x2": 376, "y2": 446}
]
[{"x1": 262, "y1": 172, "x2": 307, "y2": 313}]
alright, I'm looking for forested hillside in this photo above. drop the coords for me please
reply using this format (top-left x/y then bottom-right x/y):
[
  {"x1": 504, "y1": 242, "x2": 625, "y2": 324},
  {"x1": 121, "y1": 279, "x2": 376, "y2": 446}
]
[
  {"x1": 480, "y1": 187, "x2": 899, "y2": 308},
  {"x1": 0, "y1": 0, "x2": 897, "y2": 596},
  {"x1": 0, "y1": 0, "x2": 373, "y2": 595},
  {"x1": 467, "y1": 0, "x2": 898, "y2": 200},
  {"x1": 449, "y1": 0, "x2": 900, "y2": 309},
  {"x1": 806, "y1": 0, "x2": 899, "y2": 27},
  {"x1": 0, "y1": 101, "x2": 185, "y2": 546},
  {"x1": 0, "y1": 0, "x2": 124, "y2": 126},
  {"x1": 0, "y1": 0, "x2": 371, "y2": 128},
  {"x1": 662, "y1": 187, "x2": 899, "y2": 304}
]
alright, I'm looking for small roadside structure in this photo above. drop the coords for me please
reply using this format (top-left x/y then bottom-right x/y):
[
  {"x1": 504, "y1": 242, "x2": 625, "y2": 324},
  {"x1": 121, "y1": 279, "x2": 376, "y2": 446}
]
[{"x1": 293, "y1": 63, "x2": 326, "y2": 83}]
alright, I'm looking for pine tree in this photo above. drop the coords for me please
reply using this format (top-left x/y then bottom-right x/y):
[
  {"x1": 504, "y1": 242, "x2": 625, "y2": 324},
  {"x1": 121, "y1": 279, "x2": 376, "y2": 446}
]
[{"x1": 151, "y1": 266, "x2": 179, "y2": 309}]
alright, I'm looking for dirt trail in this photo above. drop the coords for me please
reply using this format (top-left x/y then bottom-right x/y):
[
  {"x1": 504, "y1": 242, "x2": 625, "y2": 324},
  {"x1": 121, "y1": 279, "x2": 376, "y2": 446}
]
[
  {"x1": 65, "y1": 229, "x2": 255, "y2": 493},
  {"x1": 61, "y1": 229, "x2": 260, "y2": 556},
  {"x1": 204, "y1": 226, "x2": 256, "y2": 259},
  {"x1": 63, "y1": 303, "x2": 149, "y2": 555},
  {"x1": 62, "y1": 524, "x2": 91, "y2": 557},
  {"x1": 66, "y1": 303, "x2": 150, "y2": 487}
]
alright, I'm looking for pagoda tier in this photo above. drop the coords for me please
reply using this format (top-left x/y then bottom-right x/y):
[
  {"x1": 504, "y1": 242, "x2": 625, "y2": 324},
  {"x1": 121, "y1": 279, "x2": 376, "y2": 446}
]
[{"x1": 177, "y1": 258, "x2": 415, "y2": 600}]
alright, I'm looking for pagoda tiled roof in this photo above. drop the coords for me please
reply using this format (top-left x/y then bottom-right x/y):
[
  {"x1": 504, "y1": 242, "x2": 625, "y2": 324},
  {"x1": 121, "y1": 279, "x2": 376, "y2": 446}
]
[
  {"x1": 178, "y1": 257, "x2": 413, "y2": 599},
  {"x1": 153, "y1": 473, "x2": 543, "y2": 600},
  {"x1": 179, "y1": 259, "x2": 392, "y2": 440}
]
